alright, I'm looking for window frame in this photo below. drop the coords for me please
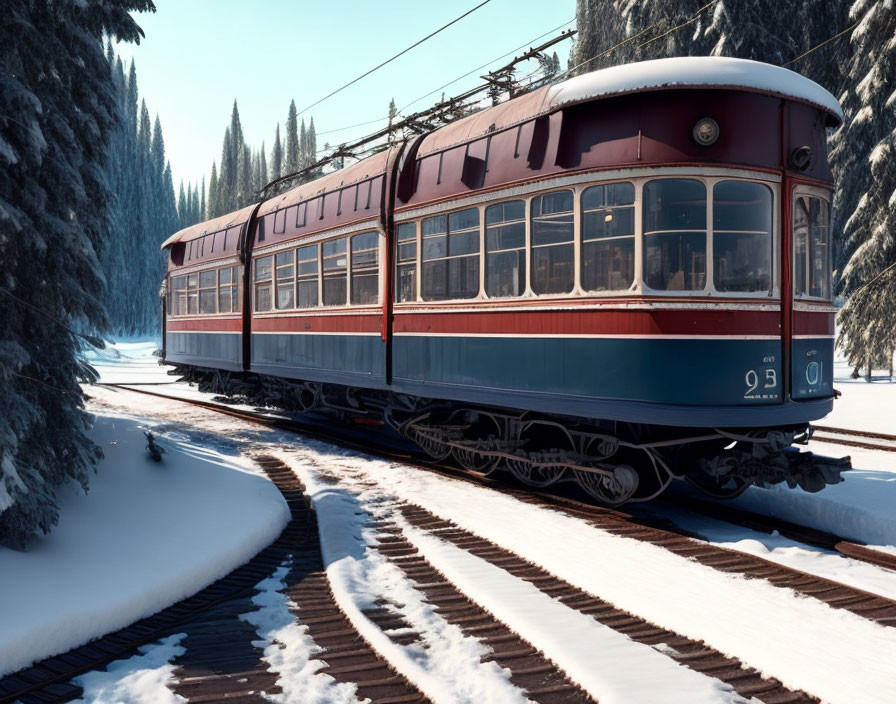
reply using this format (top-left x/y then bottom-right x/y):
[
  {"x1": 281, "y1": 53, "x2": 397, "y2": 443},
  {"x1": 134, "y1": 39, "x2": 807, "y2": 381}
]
[
  {"x1": 419, "y1": 207, "x2": 483, "y2": 302},
  {"x1": 637, "y1": 175, "x2": 779, "y2": 299},
  {"x1": 391, "y1": 172, "x2": 780, "y2": 304},
  {"x1": 168, "y1": 264, "x2": 241, "y2": 318},
  {"x1": 791, "y1": 185, "x2": 832, "y2": 302}
]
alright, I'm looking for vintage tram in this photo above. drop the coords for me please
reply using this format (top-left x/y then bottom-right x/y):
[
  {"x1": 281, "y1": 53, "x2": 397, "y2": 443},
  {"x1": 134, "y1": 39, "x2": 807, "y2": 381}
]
[{"x1": 160, "y1": 56, "x2": 848, "y2": 504}]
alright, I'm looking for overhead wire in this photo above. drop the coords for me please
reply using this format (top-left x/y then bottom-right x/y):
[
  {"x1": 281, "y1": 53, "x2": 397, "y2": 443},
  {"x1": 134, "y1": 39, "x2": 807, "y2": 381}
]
[
  {"x1": 783, "y1": 19, "x2": 861, "y2": 66},
  {"x1": 296, "y1": 0, "x2": 494, "y2": 117}
]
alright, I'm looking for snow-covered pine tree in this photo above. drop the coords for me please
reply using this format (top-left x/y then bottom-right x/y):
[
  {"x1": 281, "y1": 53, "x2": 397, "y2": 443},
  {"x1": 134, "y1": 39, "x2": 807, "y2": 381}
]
[
  {"x1": 217, "y1": 127, "x2": 234, "y2": 215},
  {"x1": 238, "y1": 144, "x2": 251, "y2": 207},
  {"x1": 286, "y1": 101, "x2": 299, "y2": 174},
  {"x1": 0, "y1": 0, "x2": 154, "y2": 548},
  {"x1": 270, "y1": 124, "x2": 283, "y2": 181},
  {"x1": 306, "y1": 117, "x2": 318, "y2": 179},
  {"x1": 208, "y1": 161, "x2": 218, "y2": 218},
  {"x1": 834, "y1": 0, "x2": 896, "y2": 375},
  {"x1": 177, "y1": 182, "x2": 187, "y2": 230}
]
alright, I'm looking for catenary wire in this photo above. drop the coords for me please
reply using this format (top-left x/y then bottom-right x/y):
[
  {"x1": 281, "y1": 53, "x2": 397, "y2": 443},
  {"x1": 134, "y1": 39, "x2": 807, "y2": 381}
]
[{"x1": 296, "y1": 0, "x2": 494, "y2": 117}]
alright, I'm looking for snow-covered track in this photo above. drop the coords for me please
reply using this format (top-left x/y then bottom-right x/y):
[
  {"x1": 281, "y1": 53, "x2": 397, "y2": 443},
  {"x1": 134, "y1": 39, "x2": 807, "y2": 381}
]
[
  {"x1": 810, "y1": 424, "x2": 896, "y2": 453},
  {"x1": 366, "y1": 519, "x2": 592, "y2": 702},
  {"x1": 0, "y1": 455, "x2": 427, "y2": 704},
  {"x1": 97, "y1": 385, "x2": 896, "y2": 626},
  {"x1": 663, "y1": 494, "x2": 896, "y2": 573},
  {"x1": 392, "y1": 503, "x2": 815, "y2": 703}
]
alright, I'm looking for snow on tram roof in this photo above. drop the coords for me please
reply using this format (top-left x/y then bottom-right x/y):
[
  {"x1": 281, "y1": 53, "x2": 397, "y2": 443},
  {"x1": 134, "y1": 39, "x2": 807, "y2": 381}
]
[{"x1": 548, "y1": 56, "x2": 843, "y2": 122}]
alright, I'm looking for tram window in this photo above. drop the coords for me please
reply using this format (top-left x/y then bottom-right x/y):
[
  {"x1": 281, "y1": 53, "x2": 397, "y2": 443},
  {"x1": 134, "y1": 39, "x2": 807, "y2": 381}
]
[
  {"x1": 485, "y1": 200, "x2": 525, "y2": 298},
  {"x1": 218, "y1": 267, "x2": 232, "y2": 313},
  {"x1": 581, "y1": 183, "x2": 635, "y2": 292},
  {"x1": 322, "y1": 237, "x2": 347, "y2": 306},
  {"x1": 297, "y1": 244, "x2": 319, "y2": 308},
  {"x1": 171, "y1": 276, "x2": 187, "y2": 315},
  {"x1": 793, "y1": 195, "x2": 831, "y2": 299},
  {"x1": 643, "y1": 179, "x2": 706, "y2": 291},
  {"x1": 185, "y1": 273, "x2": 198, "y2": 314},
  {"x1": 531, "y1": 190, "x2": 574, "y2": 295},
  {"x1": 713, "y1": 181, "x2": 772, "y2": 293},
  {"x1": 395, "y1": 222, "x2": 417, "y2": 302},
  {"x1": 275, "y1": 250, "x2": 295, "y2": 309},
  {"x1": 351, "y1": 231, "x2": 379, "y2": 305},
  {"x1": 421, "y1": 209, "x2": 480, "y2": 301},
  {"x1": 199, "y1": 270, "x2": 217, "y2": 314},
  {"x1": 254, "y1": 255, "x2": 273, "y2": 312}
]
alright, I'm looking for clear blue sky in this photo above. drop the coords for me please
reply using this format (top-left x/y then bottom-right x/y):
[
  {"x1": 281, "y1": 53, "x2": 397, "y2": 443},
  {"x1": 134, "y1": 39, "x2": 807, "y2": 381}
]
[{"x1": 115, "y1": 0, "x2": 577, "y2": 191}]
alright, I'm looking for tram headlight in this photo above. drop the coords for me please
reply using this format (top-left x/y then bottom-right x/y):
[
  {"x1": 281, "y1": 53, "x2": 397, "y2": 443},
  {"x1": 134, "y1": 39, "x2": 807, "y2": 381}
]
[{"x1": 692, "y1": 118, "x2": 720, "y2": 146}]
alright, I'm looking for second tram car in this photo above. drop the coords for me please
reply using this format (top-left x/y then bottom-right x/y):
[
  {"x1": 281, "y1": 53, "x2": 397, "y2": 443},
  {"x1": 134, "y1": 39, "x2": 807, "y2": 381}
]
[{"x1": 160, "y1": 57, "x2": 849, "y2": 504}]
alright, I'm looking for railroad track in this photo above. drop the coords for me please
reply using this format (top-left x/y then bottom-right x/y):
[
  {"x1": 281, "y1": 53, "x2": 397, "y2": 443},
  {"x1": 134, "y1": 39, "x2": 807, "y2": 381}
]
[
  {"x1": 810, "y1": 424, "x2": 896, "y2": 453},
  {"x1": 17, "y1": 381, "x2": 884, "y2": 702},
  {"x1": 97, "y1": 382, "x2": 896, "y2": 592},
  {"x1": 0, "y1": 456, "x2": 428, "y2": 704}
]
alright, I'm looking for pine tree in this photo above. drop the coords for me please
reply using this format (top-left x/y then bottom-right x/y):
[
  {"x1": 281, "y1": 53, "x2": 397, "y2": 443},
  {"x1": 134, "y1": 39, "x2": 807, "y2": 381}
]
[
  {"x1": 0, "y1": 0, "x2": 154, "y2": 547},
  {"x1": 286, "y1": 100, "x2": 299, "y2": 174},
  {"x1": 834, "y1": 0, "x2": 896, "y2": 375},
  {"x1": 208, "y1": 161, "x2": 219, "y2": 218},
  {"x1": 259, "y1": 144, "x2": 268, "y2": 190},
  {"x1": 178, "y1": 182, "x2": 187, "y2": 229},
  {"x1": 218, "y1": 127, "x2": 234, "y2": 214},
  {"x1": 200, "y1": 175, "x2": 206, "y2": 220},
  {"x1": 270, "y1": 124, "x2": 283, "y2": 181}
]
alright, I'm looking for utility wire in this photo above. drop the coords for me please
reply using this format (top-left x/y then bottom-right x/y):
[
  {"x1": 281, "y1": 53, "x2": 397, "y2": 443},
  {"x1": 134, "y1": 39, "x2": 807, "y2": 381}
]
[
  {"x1": 399, "y1": 18, "x2": 576, "y2": 113},
  {"x1": 296, "y1": 0, "x2": 493, "y2": 117},
  {"x1": 783, "y1": 19, "x2": 861, "y2": 66}
]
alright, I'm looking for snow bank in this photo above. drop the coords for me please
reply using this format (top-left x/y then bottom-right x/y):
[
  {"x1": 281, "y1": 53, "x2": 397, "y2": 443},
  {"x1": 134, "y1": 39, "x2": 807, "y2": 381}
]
[
  {"x1": 0, "y1": 414, "x2": 290, "y2": 677},
  {"x1": 549, "y1": 56, "x2": 843, "y2": 121}
]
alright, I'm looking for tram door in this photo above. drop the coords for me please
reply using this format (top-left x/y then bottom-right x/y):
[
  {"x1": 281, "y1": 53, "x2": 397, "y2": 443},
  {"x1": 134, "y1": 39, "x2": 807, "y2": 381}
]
[{"x1": 790, "y1": 187, "x2": 835, "y2": 400}]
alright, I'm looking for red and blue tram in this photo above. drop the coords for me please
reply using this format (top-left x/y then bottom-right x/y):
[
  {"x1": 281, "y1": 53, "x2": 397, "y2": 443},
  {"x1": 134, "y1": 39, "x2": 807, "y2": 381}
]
[{"x1": 160, "y1": 56, "x2": 848, "y2": 504}]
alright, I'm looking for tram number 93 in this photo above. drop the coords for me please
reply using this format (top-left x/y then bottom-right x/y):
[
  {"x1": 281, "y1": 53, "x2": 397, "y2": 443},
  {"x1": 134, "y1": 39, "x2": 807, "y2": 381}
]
[{"x1": 744, "y1": 357, "x2": 778, "y2": 398}]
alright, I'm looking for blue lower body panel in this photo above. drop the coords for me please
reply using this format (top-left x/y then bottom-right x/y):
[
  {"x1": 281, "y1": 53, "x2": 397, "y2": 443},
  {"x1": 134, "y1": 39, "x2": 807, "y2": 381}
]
[
  {"x1": 250, "y1": 333, "x2": 386, "y2": 388},
  {"x1": 165, "y1": 331, "x2": 242, "y2": 372},
  {"x1": 391, "y1": 335, "x2": 832, "y2": 427},
  {"x1": 792, "y1": 337, "x2": 835, "y2": 400}
]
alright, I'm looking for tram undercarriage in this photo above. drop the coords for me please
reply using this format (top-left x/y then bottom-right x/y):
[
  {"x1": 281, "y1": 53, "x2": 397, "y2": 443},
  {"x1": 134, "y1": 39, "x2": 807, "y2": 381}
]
[{"x1": 176, "y1": 365, "x2": 850, "y2": 506}]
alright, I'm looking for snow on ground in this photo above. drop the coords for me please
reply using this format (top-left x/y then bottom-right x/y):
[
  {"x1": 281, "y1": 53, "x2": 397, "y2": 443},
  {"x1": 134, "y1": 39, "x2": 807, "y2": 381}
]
[
  {"x1": 655, "y1": 505, "x2": 896, "y2": 601},
  {"x1": 399, "y1": 522, "x2": 744, "y2": 704},
  {"x1": 288, "y1": 448, "x2": 748, "y2": 704},
  {"x1": 239, "y1": 559, "x2": 362, "y2": 704},
  {"x1": 302, "y1": 464, "x2": 531, "y2": 704},
  {"x1": 71, "y1": 634, "x2": 187, "y2": 704},
  {"x1": 78, "y1": 341, "x2": 896, "y2": 703},
  {"x1": 279, "y1": 446, "x2": 896, "y2": 704},
  {"x1": 821, "y1": 354, "x2": 896, "y2": 436},
  {"x1": 0, "y1": 412, "x2": 290, "y2": 678},
  {"x1": 82, "y1": 339, "x2": 173, "y2": 385}
]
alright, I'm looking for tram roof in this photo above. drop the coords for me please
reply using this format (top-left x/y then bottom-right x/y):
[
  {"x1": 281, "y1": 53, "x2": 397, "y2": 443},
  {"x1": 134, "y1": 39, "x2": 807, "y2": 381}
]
[
  {"x1": 163, "y1": 57, "x2": 841, "y2": 250},
  {"x1": 417, "y1": 56, "x2": 841, "y2": 157}
]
